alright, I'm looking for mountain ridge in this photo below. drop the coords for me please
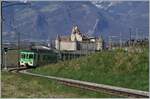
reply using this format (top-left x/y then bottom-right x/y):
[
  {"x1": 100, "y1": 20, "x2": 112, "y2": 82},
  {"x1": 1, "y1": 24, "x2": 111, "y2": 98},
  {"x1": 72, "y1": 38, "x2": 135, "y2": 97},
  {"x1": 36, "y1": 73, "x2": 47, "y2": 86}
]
[{"x1": 2, "y1": 1, "x2": 149, "y2": 42}]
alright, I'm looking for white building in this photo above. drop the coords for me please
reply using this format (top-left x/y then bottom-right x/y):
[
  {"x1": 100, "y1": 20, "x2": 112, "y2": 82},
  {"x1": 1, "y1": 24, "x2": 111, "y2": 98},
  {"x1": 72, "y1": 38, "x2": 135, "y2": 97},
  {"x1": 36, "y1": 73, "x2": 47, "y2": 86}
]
[{"x1": 55, "y1": 26, "x2": 104, "y2": 51}]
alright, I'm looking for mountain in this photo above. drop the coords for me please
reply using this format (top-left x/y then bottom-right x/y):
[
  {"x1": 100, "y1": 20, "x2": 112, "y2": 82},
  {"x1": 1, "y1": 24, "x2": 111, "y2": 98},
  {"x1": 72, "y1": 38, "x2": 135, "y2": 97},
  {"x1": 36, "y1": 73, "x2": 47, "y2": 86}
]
[
  {"x1": 91, "y1": 1, "x2": 123, "y2": 10},
  {"x1": 2, "y1": 1, "x2": 149, "y2": 43},
  {"x1": 92, "y1": 1, "x2": 149, "y2": 41}
]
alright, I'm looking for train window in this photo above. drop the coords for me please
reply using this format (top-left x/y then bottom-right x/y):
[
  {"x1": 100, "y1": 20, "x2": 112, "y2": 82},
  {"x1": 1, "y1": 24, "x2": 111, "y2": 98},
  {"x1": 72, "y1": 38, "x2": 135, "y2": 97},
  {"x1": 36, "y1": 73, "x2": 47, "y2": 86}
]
[
  {"x1": 34, "y1": 54, "x2": 36, "y2": 59},
  {"x1": 43, "y1": 55, "x2": 49, "y2": 60},
  {"x1": 43, "y1": 55, "x2": 46, "y2": 60},
  {"x1": 25, "y1": 54, "x2": 28, "y2": 59},
  {"x1": 21, "y1": 54, "x2": 25, "y2": 58},
  {"x1": 29, "y1": 54, "x2": 33, "y2": 59}
]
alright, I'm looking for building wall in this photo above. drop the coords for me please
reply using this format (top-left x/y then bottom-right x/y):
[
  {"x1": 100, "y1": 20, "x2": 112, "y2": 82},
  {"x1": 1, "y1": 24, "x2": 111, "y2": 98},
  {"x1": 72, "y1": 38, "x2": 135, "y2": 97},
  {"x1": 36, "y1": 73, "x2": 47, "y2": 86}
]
[
  {"x1": 75, "y1": 33, "x2": 82, "y2": 41},
  {"x1": 55, "y1": 39, "x2": 60, "y2": 50},
  {"x1": 55, "y1": 40, "x2": 103, "y2": 51},
  {"x1": 79, "y1": 42, "x2": 97, "y2": 51},
  {"x1": 96, "y1": 41, "x2": 103, "y2": 50},
  {"x1": 55, "y1": 37, "x2": 104, "y2": 51},
  {"x1": 59, "y1": 41, "x2": 77, "y2": 51},
  {"x1": 71, "y1": 33, "x2": 82, "y2": 41}
]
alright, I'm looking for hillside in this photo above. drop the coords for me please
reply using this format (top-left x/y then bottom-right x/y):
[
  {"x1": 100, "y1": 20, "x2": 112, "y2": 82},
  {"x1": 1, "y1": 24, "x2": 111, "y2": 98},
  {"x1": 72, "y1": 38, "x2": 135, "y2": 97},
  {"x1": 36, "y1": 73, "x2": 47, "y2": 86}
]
[
  {"x1": 2, "y1": 71, "x2": 116, "y2": 98},
  {"x1": 31, "y1": 47, "x2": 149, "y2": 91},
  {"x1": 2, "y1": 1, "x2": 149, "y2": 42}
]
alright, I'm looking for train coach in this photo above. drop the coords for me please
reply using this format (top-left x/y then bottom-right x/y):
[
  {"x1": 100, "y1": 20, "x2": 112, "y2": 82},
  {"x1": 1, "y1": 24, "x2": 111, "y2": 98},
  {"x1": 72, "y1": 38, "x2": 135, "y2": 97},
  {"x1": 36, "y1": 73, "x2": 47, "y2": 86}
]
[
  {"x1": 19, "y1": 49, "x2": 58, "y2": 67},
  {"x1": 2, "y1": 45, "x2": 86, "y2": 68}
]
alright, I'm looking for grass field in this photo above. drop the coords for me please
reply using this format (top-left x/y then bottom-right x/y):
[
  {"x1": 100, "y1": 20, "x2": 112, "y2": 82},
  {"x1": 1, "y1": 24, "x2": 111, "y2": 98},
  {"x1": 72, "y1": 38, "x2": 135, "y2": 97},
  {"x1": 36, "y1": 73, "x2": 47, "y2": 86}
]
[
  {"x1": 31, "y1": 47, "x2": 149, "y2": 91},
  {"x1": 1, "y1": 71, "x2": 117, "y2": 98},
  {"x1": 2, "y1": 47, "x2": 148, "y2": 97}
]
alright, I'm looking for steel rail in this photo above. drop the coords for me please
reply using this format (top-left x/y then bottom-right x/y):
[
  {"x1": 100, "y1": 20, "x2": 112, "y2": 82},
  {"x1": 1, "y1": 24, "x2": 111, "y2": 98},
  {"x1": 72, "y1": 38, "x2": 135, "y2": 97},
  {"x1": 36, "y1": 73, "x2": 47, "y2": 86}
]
[
  {"x1": 19, "y1": 71, "x2": 149, "y2": 98},
  {"x1": 8, "y1": 67, "x2": 31, "y2": 72}
]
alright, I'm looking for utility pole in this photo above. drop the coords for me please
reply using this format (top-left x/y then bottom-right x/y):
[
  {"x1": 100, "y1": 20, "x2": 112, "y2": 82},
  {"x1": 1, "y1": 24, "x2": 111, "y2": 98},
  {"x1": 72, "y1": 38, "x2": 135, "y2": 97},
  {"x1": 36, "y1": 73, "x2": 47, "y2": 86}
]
[
  {"x1": 108, "y1": 36, "x2": 112, "y2": 50},
  {"x1": 18, "y1": 30, "x2": 20, "y2": 68},
  {"x1": 4, "y1": 48, "x2": 8, "y2": 70},
  {"x1": 140, "y1": 31, "x2": 143, "y2": 41},
  {"x1": 135, "y1": 28, "x2": 139, "y2": 47},
  {"x1": 11, "y1": 9, "x2": 20, "y2": 69},
  {"x1": 129, "y1": 28, "x2": 132, "y2": 47},
  {"x1": 109, "y1": 35, "x2": 119, "y2": 49},
  {"x1": 1, "y1": 1, "x2": 4, "y2": 69},
  {"x1": 2, "y1": 1, "x2": 30, "y2": 69},
  {"x1": 135, "y1": 28, "x2": 138, "y2": 40},
  {"x1": 4, "y1": 52, "x2": 7, "y2": 70},
  {"x1": 119, "y1": 32, "x2": 122, "y2": 48}
]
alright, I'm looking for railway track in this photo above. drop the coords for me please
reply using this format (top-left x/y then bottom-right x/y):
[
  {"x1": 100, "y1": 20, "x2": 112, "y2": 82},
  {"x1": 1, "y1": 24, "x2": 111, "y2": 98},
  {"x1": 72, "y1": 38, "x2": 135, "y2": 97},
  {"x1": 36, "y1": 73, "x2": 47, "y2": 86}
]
[
  {"x1": 15, "y1": 71, "x2": 149, "y2": 98},
  {"x1": 8, "y1": 67, "x2": 28, "y2": 72},
  {"x1": 8, "y1": 67, "x2": 31, "y2": 72}
]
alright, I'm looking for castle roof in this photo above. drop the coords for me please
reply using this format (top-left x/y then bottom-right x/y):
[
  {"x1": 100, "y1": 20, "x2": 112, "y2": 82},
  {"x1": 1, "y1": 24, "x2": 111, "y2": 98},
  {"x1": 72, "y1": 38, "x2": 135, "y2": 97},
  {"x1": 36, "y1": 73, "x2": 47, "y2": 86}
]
[
  {"x1": 60, "y1": 36, "x2": 70, "y2": 41},
  {"x1": 56, "y1": 26, "x2": 102, "y2": 42}
]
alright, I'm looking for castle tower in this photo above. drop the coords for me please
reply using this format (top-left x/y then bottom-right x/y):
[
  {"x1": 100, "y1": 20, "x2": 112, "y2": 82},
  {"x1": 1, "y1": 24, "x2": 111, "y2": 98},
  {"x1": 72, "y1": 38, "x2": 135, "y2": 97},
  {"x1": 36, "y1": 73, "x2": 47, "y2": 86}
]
[
  {"x1": 74, "y1": 25, "x2": 80, "y2": 34},
  {"x1": 55, "y1": 34, "x2": 60, "y2": 50},
  {"x1": 71, "y1": 26, "x2": 82, "y2": 41},
  {"x1": 96, "y1": 35, "x2": 104, "y2": 51}
]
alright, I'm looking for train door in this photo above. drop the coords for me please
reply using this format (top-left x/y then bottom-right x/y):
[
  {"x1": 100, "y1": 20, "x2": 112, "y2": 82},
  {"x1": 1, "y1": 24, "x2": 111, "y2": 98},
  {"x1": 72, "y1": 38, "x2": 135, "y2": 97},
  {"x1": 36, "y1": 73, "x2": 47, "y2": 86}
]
[{"x1": 33, "y1": 53, "x2": 38, "y2": 66}]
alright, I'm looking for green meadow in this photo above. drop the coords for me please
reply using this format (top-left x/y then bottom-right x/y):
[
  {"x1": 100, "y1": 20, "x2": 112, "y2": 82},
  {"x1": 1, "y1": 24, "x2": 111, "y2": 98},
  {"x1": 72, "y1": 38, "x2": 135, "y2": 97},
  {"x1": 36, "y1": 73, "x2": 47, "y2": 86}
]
[{"x1": 32, "y1": 47, "x2": 149, "y2": 91}]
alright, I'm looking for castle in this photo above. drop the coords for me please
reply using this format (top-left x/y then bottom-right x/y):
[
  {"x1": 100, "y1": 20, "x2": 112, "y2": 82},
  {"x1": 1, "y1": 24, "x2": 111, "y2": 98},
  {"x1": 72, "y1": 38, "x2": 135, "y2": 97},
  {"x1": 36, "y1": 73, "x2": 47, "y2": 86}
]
[{"x1": 55, "y1": 26, "x2": 104, "y2": 51}]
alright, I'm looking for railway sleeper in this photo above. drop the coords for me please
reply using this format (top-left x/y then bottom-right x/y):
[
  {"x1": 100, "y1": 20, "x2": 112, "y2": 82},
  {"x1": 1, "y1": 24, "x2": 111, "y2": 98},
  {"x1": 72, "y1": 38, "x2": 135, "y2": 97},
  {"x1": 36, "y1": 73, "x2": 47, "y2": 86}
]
[{"x1": 58, "y1": 80, "x2": 148, "y2": 98}]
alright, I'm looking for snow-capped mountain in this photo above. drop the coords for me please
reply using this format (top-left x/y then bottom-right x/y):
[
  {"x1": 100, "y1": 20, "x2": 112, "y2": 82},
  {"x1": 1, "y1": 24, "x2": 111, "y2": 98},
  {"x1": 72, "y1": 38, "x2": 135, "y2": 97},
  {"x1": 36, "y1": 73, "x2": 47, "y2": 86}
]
[
  {"x1": 2, "y1": 1, "x2": 149, "y2": 42},
  {"x1": 92, "y1": 1, "x2": 149, "y2": 39},
  {"x1": 91, "y1": 1, "x2": 123, "y2": 10}
]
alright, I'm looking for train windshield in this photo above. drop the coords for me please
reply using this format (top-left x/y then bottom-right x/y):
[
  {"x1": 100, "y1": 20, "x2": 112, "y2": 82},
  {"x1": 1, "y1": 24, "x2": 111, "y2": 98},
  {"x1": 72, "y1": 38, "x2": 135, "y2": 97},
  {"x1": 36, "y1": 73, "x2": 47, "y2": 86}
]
[
  {"x1": 21, "y1": 54, "x2": 25, "y2": 58},
  {"x1": 29, "y1": 54, "x2": 33, "y2": 59}
]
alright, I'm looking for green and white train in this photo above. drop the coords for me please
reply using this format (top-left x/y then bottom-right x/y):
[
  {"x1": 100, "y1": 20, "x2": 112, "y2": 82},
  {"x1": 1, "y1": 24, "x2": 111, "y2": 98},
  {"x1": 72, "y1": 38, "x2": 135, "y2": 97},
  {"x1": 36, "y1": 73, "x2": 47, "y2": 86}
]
[{"x1": 19, "y1": 49, "x2": 58, "y2": 67}]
